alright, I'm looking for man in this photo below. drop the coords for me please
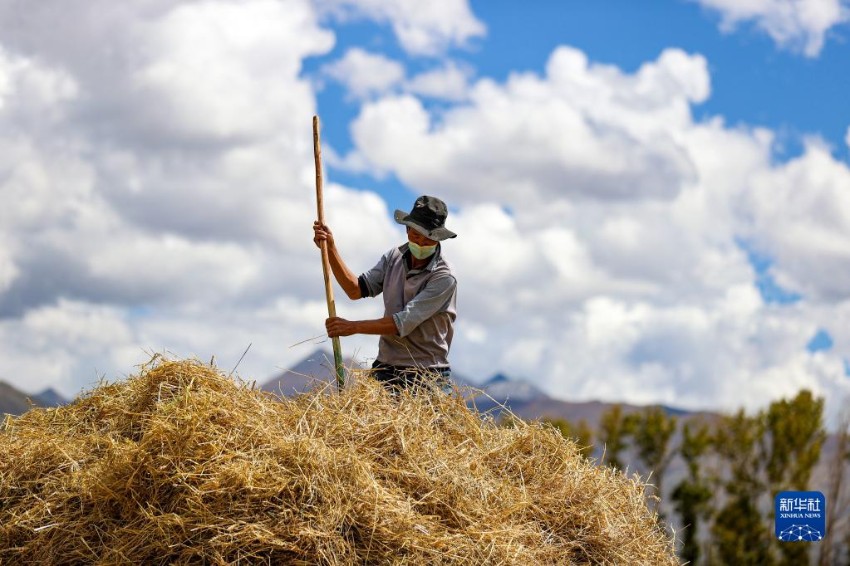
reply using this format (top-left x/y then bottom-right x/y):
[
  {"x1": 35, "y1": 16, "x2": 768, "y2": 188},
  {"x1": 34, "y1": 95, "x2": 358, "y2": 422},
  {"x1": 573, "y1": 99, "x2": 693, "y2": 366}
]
[{"x1": 312, "y1": 195, "x2": 457, "y2": 391}]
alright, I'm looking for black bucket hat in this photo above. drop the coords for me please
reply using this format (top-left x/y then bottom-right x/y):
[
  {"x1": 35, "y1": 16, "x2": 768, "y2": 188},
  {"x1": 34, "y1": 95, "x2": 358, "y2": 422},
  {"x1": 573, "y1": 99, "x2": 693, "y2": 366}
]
[{"x1": 394, "y1": 195, "x2": 457, "y2": 241}]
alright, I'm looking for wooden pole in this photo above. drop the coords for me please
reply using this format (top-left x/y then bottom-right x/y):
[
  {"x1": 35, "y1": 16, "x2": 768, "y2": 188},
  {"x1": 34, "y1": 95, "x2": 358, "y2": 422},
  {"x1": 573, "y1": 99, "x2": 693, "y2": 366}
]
[{"x1": 313, "y1": 115, "x2": 345, "y2": 390}]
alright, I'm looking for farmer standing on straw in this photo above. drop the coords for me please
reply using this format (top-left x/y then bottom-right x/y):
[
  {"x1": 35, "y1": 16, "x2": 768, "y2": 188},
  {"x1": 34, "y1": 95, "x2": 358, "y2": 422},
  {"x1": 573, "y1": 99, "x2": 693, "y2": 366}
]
[{"x1": 312, "y1": 195, "x2": 457, "y2": 391}]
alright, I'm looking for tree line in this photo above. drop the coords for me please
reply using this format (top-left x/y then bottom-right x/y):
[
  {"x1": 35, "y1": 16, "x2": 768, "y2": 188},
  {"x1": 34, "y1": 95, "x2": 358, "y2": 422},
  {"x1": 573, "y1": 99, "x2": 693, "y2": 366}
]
[{"x1": 540, "y1": 390, "x2": 850, "y2": 565}]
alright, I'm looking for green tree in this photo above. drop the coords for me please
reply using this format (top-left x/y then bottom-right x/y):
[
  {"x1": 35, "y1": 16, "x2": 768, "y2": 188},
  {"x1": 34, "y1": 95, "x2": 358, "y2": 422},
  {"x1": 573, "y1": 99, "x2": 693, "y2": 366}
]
[
  {"x1": 630, "y1": 406, "x2": 677, "y2": 517},
  {"x1": 711, "y1": 409, "x2": 775, "y2": 566},
  {"x1": 818, "y1": 411, "x2": 849, "y2": 566},
  {"x1": 763, "y1": 390, "x2": 825, "y2": 491},
  {"x1": 762, "y1": 391, "x2": 825, "y2": 566},
  {"x1": 708, "y1": 391, "x2": 826, "y2": 566},
  {"x1": 544, "y1": 417, "x2": 594, "y2": 459},
  {"x1": 713, "y1": 495, "x2": 775, "y2": 566},
  {"x1": 598, "y1": 405, "x2": 633, "y2": 471},
  {"x1": 671, "y1": 420, "x2": 713, "y2": 566}
]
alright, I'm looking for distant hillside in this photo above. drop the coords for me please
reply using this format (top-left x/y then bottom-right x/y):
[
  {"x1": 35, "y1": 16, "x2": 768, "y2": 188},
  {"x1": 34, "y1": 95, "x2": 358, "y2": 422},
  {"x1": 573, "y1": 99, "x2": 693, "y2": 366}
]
[
  {"x1": 0, "y1": 381, "x2": 37, "y2": 415},
  {"x1": 32, "y1": 387, "x2": 70, "y2": 407},
  {"x1": 455, "y1": 371, "x2": 698, "y2": 429},
  {"x1": 471, "y1": 373, "x2": 548, "y2": 404},
  {"x1": 473, "y1": 393, "x2": 710, "y2": 431},
  {"x1": 263, "y1": 353, "x2": 698, "y2": 430},
  {"x1": 261, "y1": 349, "x2": 362, "y2": 395},
  {"x1": 1, "y1": 382, "x2": 70, "y2": 416}
]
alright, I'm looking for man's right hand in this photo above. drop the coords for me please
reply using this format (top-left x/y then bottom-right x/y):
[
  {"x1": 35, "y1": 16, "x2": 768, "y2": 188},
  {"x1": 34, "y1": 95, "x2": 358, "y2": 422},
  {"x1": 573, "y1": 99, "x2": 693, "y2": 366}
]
[{"x1": 313, "y1": 221, "x2": 334, "y2": 249}]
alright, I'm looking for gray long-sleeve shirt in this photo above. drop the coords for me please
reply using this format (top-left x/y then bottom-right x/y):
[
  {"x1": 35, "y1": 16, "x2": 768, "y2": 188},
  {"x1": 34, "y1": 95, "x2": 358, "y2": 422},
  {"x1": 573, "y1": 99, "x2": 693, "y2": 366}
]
[{"x1": 358, "y1": 244, "x2": 457, "y2": 368}]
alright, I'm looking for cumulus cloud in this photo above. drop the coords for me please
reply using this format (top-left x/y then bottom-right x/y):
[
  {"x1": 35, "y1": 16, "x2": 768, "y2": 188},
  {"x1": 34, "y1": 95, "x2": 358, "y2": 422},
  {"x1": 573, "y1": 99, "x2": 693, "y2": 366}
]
[
  {"x1": 322, "y1": 48, "x2": 405, "y2": 99},
  {"x1": 743, "y1": 140, "x2": 850, "y2": 302},
  {"x1": 315, "y1": 0, "x2": 485, "y2": 56},
  {"x1": 0, "y1": 0, "x2": 405, "y2": 394},
  {"x1": 407, "y1": 61, "x2": 473, "y2": 101},
  {"x1": 0, "y1": 239, "x2": 18, "y2": 294},
  {"x1": 0, "y1": 299, "x2": 135, "y2": 394},
  {"x1": 133, "y1": 0, "x2": 333, "y2": 143},
  {"x1": 2, "y1": 0, "x2": 850, "y2": 430},
  {"x1": 0, "y1": 0, "x2": 333, "y2": 145},
  {"x1": 0, "y1": 295, "x2": 385, "y2": 396},
  {"x1": 321, "y1": 52, "x2": 473, "y2": 106},
  {"x1": 694, "y1": 0, "x2": 850, "y2": 56},
  {"x1": 0, "y1": 0, "x2": 337, "y2": 248},
  {"x1": 351, "y1": 47, "x2": 709, "y2": 205},
  {"x1": 345, "y1": 44, "x2": 850, "y2": 424}
]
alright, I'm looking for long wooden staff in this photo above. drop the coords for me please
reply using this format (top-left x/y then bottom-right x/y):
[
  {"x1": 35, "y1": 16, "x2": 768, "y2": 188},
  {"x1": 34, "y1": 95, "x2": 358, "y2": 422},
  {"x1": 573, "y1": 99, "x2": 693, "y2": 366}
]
[{"x1": 313, "y1": 115, "x2": 345, "y2": 390}]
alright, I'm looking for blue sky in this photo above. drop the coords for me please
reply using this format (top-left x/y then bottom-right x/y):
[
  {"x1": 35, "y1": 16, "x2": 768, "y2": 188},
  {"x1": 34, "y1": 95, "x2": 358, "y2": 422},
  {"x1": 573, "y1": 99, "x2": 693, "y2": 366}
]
[
  {"x1": 0, "y1": 0, "x2": 849, "y2": 425},
  {"x1": 311, "y1": 1, "x2": 850, "y2": 170},
  {"x1": 306, "y1": 0, "x2": 848, "y2": 359},
  {"x1": 471, "y1": 1, "x2": 850, "y2": 151},
  {"x1": 304, "y1": 0, "x2": 850, "y2": 310}
]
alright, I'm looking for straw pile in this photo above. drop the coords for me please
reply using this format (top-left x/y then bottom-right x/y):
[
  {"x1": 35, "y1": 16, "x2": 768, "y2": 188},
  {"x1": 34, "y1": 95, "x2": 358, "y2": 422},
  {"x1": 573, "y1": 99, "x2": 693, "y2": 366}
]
[{"x1": 0, "y1": 358, "x2": 678, "y2": 565}]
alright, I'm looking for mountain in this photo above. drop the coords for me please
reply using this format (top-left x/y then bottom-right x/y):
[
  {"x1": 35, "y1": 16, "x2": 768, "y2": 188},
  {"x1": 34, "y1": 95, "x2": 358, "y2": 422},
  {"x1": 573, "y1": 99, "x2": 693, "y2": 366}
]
[
  {"x1": 457, "y1": 373, "x2": 701, "y2": 431},
  {"x1": 261, "y1": 349, "x2": 362, "y2": 396},
  {"x1": 493, "y1": 395, "x2": 712, "y2": 431},
  {"x1": 33, "y1": 387, "x2": 69, "y2": 407},
  {"x1": 468, "y1": 372, "x2": 548, "y2": 407},
  {"x1": 459, "y1": 371, "x2": 577, "y2": 418},
  {"x1": 1, "y1": 381, "x2": 71, "y2": 416},
  {"x1": 262, "y1": 356, "x2": 696, "y2": 429},
  {"x1": 0, "y1": 381, "x2": 40, "y2": 415}
]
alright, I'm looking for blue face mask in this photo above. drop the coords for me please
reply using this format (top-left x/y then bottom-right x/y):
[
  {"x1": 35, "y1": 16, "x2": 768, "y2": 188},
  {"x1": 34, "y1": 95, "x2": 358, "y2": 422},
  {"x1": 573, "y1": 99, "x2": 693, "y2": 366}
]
[{"x1": 408, "y1": 241, "x2": 437, "y2": 260}]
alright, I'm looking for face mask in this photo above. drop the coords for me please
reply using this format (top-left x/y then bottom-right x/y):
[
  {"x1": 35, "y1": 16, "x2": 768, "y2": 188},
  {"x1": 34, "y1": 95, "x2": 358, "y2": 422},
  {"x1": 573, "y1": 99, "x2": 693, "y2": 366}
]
[{"x1": 408, "y1": 241, "x2": 437, "y2": 260}]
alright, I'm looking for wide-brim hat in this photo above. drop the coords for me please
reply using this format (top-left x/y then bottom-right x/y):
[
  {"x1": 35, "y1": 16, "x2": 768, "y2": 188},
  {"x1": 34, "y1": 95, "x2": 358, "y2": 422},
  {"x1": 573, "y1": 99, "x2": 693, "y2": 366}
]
[{"x1": 394, "y1": 195, "x2": 457, "y2": 241}]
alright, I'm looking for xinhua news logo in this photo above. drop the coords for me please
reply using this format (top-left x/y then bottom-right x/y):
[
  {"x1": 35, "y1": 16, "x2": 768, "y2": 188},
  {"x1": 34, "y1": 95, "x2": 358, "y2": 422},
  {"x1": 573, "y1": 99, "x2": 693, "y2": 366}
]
[{"x1": 775, "y1": 491, "x2": 826, "y2": 542}]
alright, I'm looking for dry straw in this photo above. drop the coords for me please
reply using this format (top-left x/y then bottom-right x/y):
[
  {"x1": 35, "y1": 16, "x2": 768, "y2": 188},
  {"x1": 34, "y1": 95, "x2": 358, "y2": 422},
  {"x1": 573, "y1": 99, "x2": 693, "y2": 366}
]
[{"x1": 1, "y1": 357, "x2": 678, "y2": 565}]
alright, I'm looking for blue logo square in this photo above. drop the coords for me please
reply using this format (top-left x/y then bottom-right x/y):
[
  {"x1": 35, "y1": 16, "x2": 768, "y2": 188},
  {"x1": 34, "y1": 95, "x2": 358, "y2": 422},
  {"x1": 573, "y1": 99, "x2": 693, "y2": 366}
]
[{"x1": 775, "y1": 491, "x2": 826, "y2": 542}]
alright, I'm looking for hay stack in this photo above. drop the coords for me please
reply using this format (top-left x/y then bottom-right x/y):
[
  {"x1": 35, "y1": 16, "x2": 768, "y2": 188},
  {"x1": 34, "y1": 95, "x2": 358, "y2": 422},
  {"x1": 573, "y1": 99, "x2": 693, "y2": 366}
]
[{"x1": 0, "y1": 358, "x2": 678, "y2": 565}]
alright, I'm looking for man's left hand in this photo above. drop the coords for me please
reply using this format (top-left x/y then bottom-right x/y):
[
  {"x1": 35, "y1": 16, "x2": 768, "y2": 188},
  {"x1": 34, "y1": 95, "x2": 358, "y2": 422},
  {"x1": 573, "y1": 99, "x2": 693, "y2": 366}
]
[{"x1": 326, "y1": 317, "x2": 355, "y2": 337}]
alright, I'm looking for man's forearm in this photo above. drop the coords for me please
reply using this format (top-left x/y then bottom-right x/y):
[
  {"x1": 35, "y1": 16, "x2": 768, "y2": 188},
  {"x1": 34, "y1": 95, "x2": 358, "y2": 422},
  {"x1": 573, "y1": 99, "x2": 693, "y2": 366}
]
[
  {"x1": 327, "y1": 244, "x2": 361, "y2": 299},
  {"x1": 326, "y1": 316, "x2": 398, "y2": 337},
  {"x1": 352, "y1": 317, "x2": 398, "y2": 335}
]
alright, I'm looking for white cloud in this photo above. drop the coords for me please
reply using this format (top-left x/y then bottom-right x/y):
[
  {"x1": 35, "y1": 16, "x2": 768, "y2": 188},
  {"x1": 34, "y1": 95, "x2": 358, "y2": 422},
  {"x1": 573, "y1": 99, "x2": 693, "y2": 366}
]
[
  {"x1": 0, "y1": 0, "x2": 400, "y2": 395},
  {"x1": 0, "y1": 299, "x2": 136, "y2": 395},
  {"x1": 743, "y1": 140, "x2": 850, "y2": 302},
  {"x1": 0, "y1": 296, "x2": 375, "y2": 396},
  {"x1": 86, "y1": 234, "x2": 262, "y2": 303},
  {"x1": 694, "y1": 0, "x2": 850, "y2": 56},
  {"x1": 1, "y1": 0, "x2": 849, "y2": 431},
  {"x1": 0, "y1": 0, "x2": 345, "y2": 250},
  {"x1": 134, "y1": 0, "x2": 333, "y2": 143},
  {"x1": 345, "y1": 45, "x2": 850, "y2": 424},
  {"x1": 407, "y1": 60, "x2": 473, "y2": 101},
  {"x1": 315, "y1": 0, "x2": 486, "y2": 56},
  {"x1": 322, "y1": 48, "x2": 405, "y2": 99},
  {"x1": 351, "y1": 47, "x2": 708, "y2": 206},
  {"x1": 323, "y1": 183, "x2": 402, "y2": 270},
  {"x1": 0, "y1": 46, "x2": 77, "y2": 131},
  {"x1": 0, "y1": 0, "x2": 333, "y2": 146},
  {"x1": 0, "y1": 238, "x2": 18, "y2": 294}
]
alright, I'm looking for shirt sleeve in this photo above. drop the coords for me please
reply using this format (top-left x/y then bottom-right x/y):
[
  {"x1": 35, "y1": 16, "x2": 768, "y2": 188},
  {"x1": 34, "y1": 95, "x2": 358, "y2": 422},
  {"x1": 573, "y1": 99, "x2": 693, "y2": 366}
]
[
  {"x1": 358, "y1": 251, "x2": 389, "y2": 298},
  {"x1": 392, "y1": 275, "x2": 457, "y2": 337}
]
